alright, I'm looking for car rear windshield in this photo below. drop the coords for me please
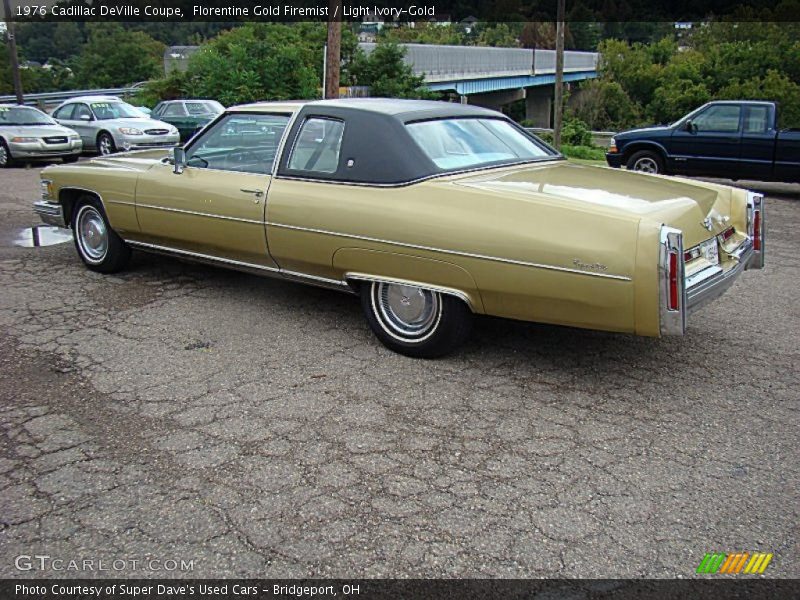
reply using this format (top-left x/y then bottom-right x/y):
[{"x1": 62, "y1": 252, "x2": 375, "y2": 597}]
[
  {"x1": 90, "y1": 101, "x2": 143, "y2": 120},
  {"x1": 406, "y1": 118, "x2": 556, "y2": 170},
  {"x1": 0, "y1": 106, "x2": 55, "y2": 126},
  {"x1": 186, "y1": 102, "x2": 221, "y2": 116}
]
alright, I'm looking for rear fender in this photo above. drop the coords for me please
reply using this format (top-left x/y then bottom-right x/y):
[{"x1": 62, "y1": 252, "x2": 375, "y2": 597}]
[{"x1": 332, "y1": 247, "x2": 484, "y2": 313}]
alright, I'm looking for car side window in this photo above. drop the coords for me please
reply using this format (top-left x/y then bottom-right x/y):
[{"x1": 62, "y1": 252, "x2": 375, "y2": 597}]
[
  {"x1": 163, "y1": 103, "x2": 186, "y2": 117},
  {"x1": 287, "y1": 117, "x2": 345, "y2": 174},
  {"x1": 743, "y1": 106, "x2": 769, "y2": 134},
  {"x1": 54, "y1": 104, "x2": 75, "y2": 120},
  {"x1": 152, "y1": 103, "x2": 164, "y2": 117},
  {"x1": 693, "y1": 105, "x2": 741, "y2": 133},
  {"x1": 73, "y1": 104, "x2": 93, "y2": 121},
  {"x1": 185, "y1": 112, "x2": 291, "y2": 175}
]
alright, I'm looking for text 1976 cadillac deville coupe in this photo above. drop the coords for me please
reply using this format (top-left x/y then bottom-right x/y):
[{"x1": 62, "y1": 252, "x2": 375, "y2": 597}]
[{"x1": 34, "y1": 99, "x2": 765, "y2": 357}]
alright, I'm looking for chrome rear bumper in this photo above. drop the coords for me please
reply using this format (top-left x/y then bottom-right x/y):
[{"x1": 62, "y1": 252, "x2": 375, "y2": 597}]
[
  {"x1": 33, "y1": 201, "x2": 66, "y2": 228},
  {"x1": 686, "y1": 238, "x2": 753, "y2": 315}
]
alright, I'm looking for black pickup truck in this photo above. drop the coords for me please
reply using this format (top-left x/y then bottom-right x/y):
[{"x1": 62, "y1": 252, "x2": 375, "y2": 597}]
[{"x1": 606, "y1": 100, "x2": 799, "y2": 182}]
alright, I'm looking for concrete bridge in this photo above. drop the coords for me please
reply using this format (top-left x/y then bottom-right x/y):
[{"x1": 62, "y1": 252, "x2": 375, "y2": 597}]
[
  {"x1": 162, "y1": 43, "x2": 599, "y2": 127},
  {"x1": 359, "y1": 43, "x2": 599, "y2": 126}
]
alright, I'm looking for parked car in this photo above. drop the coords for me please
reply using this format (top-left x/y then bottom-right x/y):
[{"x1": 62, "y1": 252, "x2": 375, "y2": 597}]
[
  {"x1": 606, "y1": 100, "x2": 799, "y2": 182},
  {"x1": 51, "y1": 96, "x2": 180, "y2": 155},
  {"x1": 35, "y1": 99, "x2": 765, "y2": 357},
  {"x1": 134, "y1": 106, "x2": 152, "y2": 117},
  {"x1": 151, "y1": 99, "x2": 224, "y2": 142},
  {"x1": 0, "y1": 104, "x2": 82, "y2": 167}
]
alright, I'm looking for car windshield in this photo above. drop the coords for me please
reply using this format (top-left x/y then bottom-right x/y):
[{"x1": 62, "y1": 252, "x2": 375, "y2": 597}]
[
  {"x1": 186, "y1": 102, "x2": 221, "y2": 116},
  {"x1": 406, "y1": 118, "x2": 556, "y2": 170},
  {"x1": 90, "y1": 101, "x2": 143, "y2": 120},
  {"x1": 0, "y1": 106, "x2": 55, "y2": 126}
]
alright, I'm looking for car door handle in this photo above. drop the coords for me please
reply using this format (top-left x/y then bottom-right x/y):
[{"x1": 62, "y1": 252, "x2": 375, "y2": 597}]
[{"x1": 240, "y1": 188, "x2": 263, "y2": 198}]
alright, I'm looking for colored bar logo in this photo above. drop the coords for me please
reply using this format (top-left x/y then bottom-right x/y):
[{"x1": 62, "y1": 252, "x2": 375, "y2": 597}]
[{"x1": 696, "y1": 552, "x2": 773, "y2": 574}]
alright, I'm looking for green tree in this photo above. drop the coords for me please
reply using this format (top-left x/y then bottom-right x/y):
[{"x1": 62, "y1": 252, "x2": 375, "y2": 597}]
[
  {"x1": 72, "y1": 23, "x2": 164, "y2": 88},
  {"x1": 380, "y1": 23, "x2": 466, "y2": 46},
  {"x1": 347, "y1": 42, "x2": 433, "y2": 99},
  {"x1": 718, "y1": 70, "x2": 800, "y2": 128},
  {"x1": 569, "y1": 79, "x2": 641, "y2": 130},
  {"x1": 474, "y1": 23, "x2": 521, "y2": 47},
  {"x1": 181, "y1": 24, "x2": 320, "y2": 105}
]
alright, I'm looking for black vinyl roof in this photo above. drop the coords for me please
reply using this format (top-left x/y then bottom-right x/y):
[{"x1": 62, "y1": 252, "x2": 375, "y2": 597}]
[
  {"x1": 304, "y1": 98, "x2": 503, "y2": 122},
  {"x1": 276, "y1": 99, "x2": 555, "y2": 185}
]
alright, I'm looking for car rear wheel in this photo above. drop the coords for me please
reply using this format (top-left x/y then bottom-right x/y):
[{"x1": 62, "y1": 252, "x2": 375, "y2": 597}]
[
  {"x1": 360, "y1": 281, "x2": 472, "y2": 358},
  {"x1": 72, "y1": 197, "x2": 131, "y2": 273},
  {"x1": 627, "y1": 150, "x2": 664, "y2": 174},
  {"x1": 0, "y1": 140, "x2": 13, "y2": 168},
  {"x1": 97, "y1": 132, "x2": 116, "y2": 156}
]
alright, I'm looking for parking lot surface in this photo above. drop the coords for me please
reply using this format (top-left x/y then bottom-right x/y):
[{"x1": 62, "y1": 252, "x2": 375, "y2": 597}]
[{"x1": 0, "y1": 164, "x2": 797, "y2": 578}]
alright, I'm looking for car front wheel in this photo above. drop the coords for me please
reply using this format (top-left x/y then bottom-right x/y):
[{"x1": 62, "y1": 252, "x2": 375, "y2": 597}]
[
  {"x1": 360, "y1": 281, "x2": 472, "y2": 358},
  {"x1": 97, "y1": 132, "x2": 116, "y2": 155},
  {"x1": 627, "y1": 150, "x2": 664, "y2": 174},
  {"x1": 72, "y1": 198, "x2": 131, "y2": 273}
]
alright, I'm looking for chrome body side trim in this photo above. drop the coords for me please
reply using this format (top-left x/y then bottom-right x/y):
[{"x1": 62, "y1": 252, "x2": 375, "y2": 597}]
[
  {"x1": 273, "y1": 157, "x2": 566, "y2": 189},
  {"x1": 135, "y1": 203, "x2": 264, "y2": 225},
  {"x1": 33, "y1": 201, "x2": 67, "y2": 228},
  {"x1": 123, "y1": 240, "x2": 355, "y2": 293},
  {"x1": 124, "y1": 240, "x2": 280, "y2": 274},
  {"x1": 281, "y1": 269, "x2": 352, "y2": 290},
  {"x1": 266, "y1": 221, "x2": 632, "y2": 281},
  {"x1": 346, "y1": 273, "x2": 476, "y2": 311},
  {"x1": 659, "y1": 226, "x2": 686, "y2": 336},
  {"x1": 686, "y1": 237, "x2": 754, "y2": 316}
]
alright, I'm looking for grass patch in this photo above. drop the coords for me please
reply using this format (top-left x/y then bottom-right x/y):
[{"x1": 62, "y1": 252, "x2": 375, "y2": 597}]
[{"x1": 560, "y1": 144, "x2": 607, "y2": 161}]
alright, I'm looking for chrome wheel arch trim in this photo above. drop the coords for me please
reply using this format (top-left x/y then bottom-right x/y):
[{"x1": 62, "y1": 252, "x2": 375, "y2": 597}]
[
  {"x1": 345, "y1": 272, "x2": 476, "y2": 312},
  {"x1": 57, "y1": 187, "x2": 110, "y2": 224},
  {"x1": 268, "y1": 222, "x2": 632, "y2": 281}
]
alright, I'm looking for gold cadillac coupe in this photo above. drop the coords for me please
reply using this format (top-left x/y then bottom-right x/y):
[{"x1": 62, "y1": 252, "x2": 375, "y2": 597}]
[{"x1": 34, "y1": 99, "x2": 765, "y2": 357}]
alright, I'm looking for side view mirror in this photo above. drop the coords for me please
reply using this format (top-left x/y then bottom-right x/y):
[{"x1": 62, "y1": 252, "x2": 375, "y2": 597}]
[
  {"x1": 173, "y1": 147, "x2": 186, "y2": 175},
  {"x1": 79, "y1": 114, "x2": 92, "y2": 122},
  {"x1": 684, "y1": 119, "x2": 696, "y2": 133}
]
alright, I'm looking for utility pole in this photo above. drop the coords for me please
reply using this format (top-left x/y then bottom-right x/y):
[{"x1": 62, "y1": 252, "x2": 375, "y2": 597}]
[
  {"x1": 553, "y1": 0, "x2": 565, "y2": 149},
  {"x1": 325, "y1": 0, "x2": 341, "y2": 99},
  {"x1": 2, "y1": 0, "x2": 24, "y2": 104}
]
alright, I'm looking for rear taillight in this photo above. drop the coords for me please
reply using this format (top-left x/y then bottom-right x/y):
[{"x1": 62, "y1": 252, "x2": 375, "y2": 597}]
[
  {"x1": 719, "y1": 227, "x2": 735, "y2": 242},
  {"x1": 753, "y1": 209, "x2": 761, "y2": 251},
  {"x1": 660, "y1": 226, "x2": 686, "y2": 336},
  {"x1": 668, "y1": 250, "x2": 680, "y2": 310}
]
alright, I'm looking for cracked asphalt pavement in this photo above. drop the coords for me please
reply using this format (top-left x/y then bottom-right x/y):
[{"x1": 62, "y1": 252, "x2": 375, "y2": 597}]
[{"x1": 0, "y1": 164, "x2": 797, "y2": 579}]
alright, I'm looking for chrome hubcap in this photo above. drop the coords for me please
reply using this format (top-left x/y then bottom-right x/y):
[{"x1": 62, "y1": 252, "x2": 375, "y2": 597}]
[
  {"x1": 76, "y1": 206, "x2": 108, "y2": 262},
  {"x1": 373, "y1": 282, "x2": 441, "y2": 341},
  {"x1": 633, "y1": 157, "x2": 658, "y2": 173},
  {"x1": 99, "y1": 136, "x2": 113, "y2": 155},
  {"x1": 0, "y1": 145, "x2": 7, "y2": 165}
]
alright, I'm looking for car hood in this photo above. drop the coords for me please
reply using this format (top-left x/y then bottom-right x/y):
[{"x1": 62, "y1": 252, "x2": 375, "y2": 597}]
[
  {"x1": 0, "y1": 124, "x2": 78, "y2": 137},
  {"x1": 96, "y1": 118, "x2": 175, "y2": 131},
  {"x1": 454, "y1": 160, "x2": 737, "y2": 246},
  {"x1": 616, "y1": 124, "x2": 673, "y2": 139}
]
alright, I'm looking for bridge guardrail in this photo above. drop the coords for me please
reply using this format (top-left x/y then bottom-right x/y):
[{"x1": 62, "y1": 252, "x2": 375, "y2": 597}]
[
  {"x1": 0, "y1": 87, "x2": 142, "y2": 110},
  {"x1": 526, "y1": 127, "x2": 616, "y2": 148}
]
